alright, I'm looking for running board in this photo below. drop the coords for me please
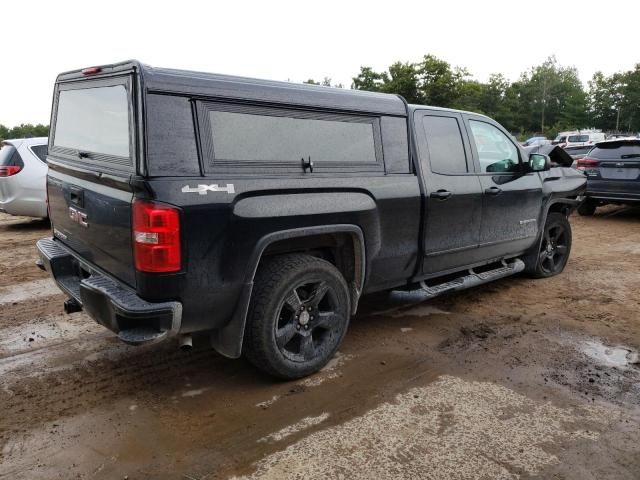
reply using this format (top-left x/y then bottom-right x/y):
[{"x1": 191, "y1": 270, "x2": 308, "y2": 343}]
[{"x1": 418, "y1": 259, "x2": 525, "y2": 299}]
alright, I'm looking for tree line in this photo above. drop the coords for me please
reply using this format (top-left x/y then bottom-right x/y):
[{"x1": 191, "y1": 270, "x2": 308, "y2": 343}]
[
  {"x1": 0, "y1": 124, "x2": 49, "y2": 143},
  {"x1": 313, "y1": 55, "x2": 640, "y2": 139}
]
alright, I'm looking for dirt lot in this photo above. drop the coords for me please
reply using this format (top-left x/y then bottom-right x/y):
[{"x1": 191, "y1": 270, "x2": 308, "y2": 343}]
[{"x1": 0, "y1": 207, "x2": 639, "y2": 479}]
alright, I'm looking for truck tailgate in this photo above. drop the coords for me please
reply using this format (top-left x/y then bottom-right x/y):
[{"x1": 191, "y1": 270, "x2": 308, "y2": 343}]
[{"x1": 48, "y1": 169, "x2": 136, "y2": 287}]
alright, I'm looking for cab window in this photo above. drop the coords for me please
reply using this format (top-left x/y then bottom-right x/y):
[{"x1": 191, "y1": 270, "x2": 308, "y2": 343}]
[
  {"x1": 468, "y1": 120, "x2": 520, "y2": 173},
  {"x1": 422, "y1": 115, "x2": 468, "y2": 174}
]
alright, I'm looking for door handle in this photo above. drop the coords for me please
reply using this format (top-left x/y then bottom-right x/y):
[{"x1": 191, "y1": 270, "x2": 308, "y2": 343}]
[
  {"x1": 484, "y1": 187, "x2": 502, "y2": 196},
  {"x1": 69, "y1": 187, "x2": 84, "y2": 207},
  {"x1": 430, "y1": 190, "x2": 452, "y2": 200}
]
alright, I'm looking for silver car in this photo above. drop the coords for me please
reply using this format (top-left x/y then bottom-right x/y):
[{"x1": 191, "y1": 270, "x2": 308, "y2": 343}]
[{"x1": 0, "y1": 137, "x2": 48, "y2": 218}]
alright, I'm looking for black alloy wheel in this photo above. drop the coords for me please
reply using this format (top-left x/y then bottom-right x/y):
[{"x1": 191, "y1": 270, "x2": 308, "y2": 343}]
[
  {"x1": 525, "y1": 212, "x2": 572, "y2": 278},
  {"x1": 538, "y1": 222, "x2": 569, "y2": 275},
  {"x1": 243, "y1": 254, "x2": 351, "y2": 379},
  {"x1": 276, "y1": 280, "x2": 344, "y2": 363}
]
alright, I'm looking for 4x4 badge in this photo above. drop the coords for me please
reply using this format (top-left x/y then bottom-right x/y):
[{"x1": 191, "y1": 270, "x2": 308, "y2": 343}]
[{"x1": 181, "y1": 184, "x2": 235, "y2": 195}]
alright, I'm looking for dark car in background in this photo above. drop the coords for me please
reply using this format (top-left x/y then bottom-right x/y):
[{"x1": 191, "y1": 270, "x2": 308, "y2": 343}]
[{"x1": 576, "y1": 139, "x2": 640, "y2": 215}]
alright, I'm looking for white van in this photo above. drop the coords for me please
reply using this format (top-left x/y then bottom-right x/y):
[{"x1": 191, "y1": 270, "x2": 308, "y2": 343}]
[{"x1": 553, "y1": 130, "x2": 605, "y2": 148}]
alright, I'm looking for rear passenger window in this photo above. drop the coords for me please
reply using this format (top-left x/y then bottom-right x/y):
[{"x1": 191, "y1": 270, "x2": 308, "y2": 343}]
[
  {"x1": 30, "y1": 145, "x2": 48, "y2": 163},
  {"x1": 422, "y1": 115, "x2": 468, "y2": 174},
  {"x1": 200, "y1": 103, "x2": 382, "y2": 172}
]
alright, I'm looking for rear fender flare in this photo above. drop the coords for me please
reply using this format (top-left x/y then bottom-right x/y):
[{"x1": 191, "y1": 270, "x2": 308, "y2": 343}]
[{"x1": 210, "y1": 224, "x2": 366, "y2": 359}]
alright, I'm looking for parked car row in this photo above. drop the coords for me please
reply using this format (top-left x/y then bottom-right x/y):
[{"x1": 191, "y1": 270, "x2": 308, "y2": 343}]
[{"x1": 0, "y1": 137, "x2": 49, "y2": 218}]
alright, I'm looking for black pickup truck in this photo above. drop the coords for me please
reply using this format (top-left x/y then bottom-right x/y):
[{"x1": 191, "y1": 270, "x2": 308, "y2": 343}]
[{"x1": 37, "y1": 61, "x2": 586, "y2": 379}]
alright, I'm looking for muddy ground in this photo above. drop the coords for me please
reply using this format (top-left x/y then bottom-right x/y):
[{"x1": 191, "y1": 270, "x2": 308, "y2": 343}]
[{"x1": 0, "y1": 207, "x2": 639, "y2": 479}]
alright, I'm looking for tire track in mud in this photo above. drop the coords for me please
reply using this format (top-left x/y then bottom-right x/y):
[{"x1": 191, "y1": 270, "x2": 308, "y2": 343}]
[
  {"x1": 0, "y1": 279, "x2": 62, "y2": 306},
  {"x1": 0, "y1": 259, "x2": 49, "y2": 288},
  {"x1": 0, "y1": 340, "x2": 226, "y2": 448},
  {"x1": 0, "y1": 214, "x2": 50, "y2": 288},
  {"x1": 0, "y1": 294, "x2": 66, "y2": 327},
  {"x1": 0, "y1": 312, "x2": 105, "y2": 359}
]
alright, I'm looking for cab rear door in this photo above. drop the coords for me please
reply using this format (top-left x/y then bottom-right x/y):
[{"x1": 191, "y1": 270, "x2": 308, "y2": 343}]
[{"x1": 415, "y1": 110, "x2": 483, "y2": 274}]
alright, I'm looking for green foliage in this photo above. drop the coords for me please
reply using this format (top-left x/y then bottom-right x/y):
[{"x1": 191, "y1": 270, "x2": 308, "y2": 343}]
[
  {"x1": 0, "y1": 123, "x2": 49, "y2": 143},
  {"x1": 350, "y1": 53, "x2": 639, "y2": 137},
  {"x1": 588, "y1": 66, "x2": 640, "y2": 133}
]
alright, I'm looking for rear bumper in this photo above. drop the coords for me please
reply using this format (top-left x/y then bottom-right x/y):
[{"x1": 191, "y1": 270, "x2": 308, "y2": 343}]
[{"x1": 37, "y1": 237, "x2": 182, "y2": 345}]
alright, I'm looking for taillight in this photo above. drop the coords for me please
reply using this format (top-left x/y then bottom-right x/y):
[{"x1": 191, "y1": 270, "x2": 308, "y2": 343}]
[
  {"x1": 576, "y1": 158, "x2": 600, "y2": 169},
  {"x1": 132, "y1": 200, "x2": 181, "y2": 273},
  {"x1": 0, "y1": 165, "x2": 22, "y2": 177},
  {"x1": 576, "y1": 157, "x2": 600, "y2": 176}
]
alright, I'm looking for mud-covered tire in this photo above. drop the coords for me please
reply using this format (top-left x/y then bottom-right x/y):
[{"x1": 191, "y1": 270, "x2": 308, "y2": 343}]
[
  {"x1": 243, "y1": 254, "x2": 351, "y2": 379},
  {"x1": 577, "y1": 199, "x2": 597, "y2": 216},
  {"x1": 524, "y1": 212, "x2": 572, "y2": 279}
]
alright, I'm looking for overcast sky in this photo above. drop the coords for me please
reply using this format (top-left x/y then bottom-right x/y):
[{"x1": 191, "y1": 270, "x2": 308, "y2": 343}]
[{"x1": 2, "y1": 0, "x2": 638, "y2": 126}]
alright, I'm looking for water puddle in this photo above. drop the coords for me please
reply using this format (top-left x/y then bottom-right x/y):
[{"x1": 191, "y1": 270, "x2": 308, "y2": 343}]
[{"x1": 581, "y1": 340, "x2": 639, "y2": 369}]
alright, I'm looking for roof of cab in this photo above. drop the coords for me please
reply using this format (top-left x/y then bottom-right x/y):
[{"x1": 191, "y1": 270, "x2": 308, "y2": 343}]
[{"x1": 56, "y1": 60, "x2": 408, "y2": 117}]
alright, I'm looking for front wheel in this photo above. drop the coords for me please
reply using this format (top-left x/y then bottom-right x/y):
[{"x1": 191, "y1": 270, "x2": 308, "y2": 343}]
[
  {"x1": 525, "y1": 212, "x2": 572, "y2": 278},
  {"x1": 243, "y1": 254, "x2": 351, "y2": 379}
]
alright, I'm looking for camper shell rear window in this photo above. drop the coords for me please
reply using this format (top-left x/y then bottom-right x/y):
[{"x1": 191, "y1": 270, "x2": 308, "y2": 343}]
[{"x1": 50, "y1": 76, "x2": 134, "y2": 171}]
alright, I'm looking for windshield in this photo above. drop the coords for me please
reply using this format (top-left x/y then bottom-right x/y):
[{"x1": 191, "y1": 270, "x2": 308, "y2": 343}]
[{"x1": 53, "y1": 85, "x2": 130, "y2": 157}]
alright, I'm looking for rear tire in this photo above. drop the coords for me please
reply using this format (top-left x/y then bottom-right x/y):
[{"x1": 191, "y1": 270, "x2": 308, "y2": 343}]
[
  {"x1": 525, "y1": 212, "x2": 572, "y2": 278},
  {"x1": 243, "y1": 254, "x2": 351, "y2": 379},
  {"x1": 577, "y1": 199, "x2": 597, "y2": 216}
]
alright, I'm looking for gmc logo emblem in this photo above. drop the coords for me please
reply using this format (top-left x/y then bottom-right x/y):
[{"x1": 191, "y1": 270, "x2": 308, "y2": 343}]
[{"x1": 69, "y1": 207, "x2": 89, "y2": 227}]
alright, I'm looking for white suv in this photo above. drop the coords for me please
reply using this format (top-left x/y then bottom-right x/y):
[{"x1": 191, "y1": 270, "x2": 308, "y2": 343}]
[{"x1": 0, "y1": 137, "x2": 48, "y2": 218}]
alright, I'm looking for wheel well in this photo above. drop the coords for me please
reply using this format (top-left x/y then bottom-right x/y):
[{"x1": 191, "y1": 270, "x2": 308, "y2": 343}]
[
  {"x1": 260, "y1": 232, "x2": 364, "y2": 312},
  {"x1": 548, "y1": 202, "x2": 572, "y2": 217}
]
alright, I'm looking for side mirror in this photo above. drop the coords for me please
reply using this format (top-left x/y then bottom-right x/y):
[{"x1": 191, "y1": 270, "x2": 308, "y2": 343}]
[{"x1": 529, "y1": 153, "x2": 551, "y2": 172}]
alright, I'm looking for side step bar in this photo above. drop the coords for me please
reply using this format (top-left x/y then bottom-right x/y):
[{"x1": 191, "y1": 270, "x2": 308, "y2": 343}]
[{"x1": 418, "y1": 259, "x2": 525, "y2": 299}]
